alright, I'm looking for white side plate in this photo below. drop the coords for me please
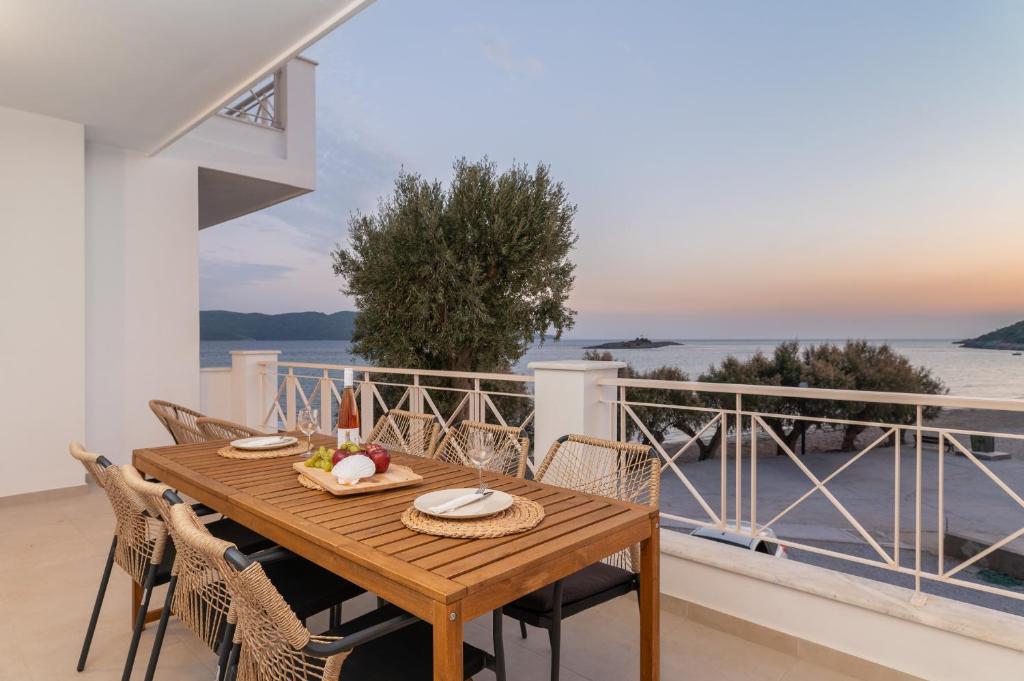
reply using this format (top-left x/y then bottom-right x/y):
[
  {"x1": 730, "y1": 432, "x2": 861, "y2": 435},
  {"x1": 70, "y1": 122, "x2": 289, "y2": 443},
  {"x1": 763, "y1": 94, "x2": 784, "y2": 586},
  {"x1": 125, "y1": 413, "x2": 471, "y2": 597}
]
[
  {"x1": 230, "y1": 436, "x2": 298, "y2": 451},
  {"x1": 414, "y1": 488, "x2": 514, "y2": 519}
]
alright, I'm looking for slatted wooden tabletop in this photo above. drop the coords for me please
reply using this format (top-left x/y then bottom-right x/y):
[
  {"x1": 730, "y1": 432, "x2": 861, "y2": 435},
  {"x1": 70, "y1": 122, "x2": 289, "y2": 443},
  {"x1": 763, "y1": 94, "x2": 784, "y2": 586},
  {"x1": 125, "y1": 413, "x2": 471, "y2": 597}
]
[{"x1": 134, "y1": 434, "x2": 659, "y2": 681}]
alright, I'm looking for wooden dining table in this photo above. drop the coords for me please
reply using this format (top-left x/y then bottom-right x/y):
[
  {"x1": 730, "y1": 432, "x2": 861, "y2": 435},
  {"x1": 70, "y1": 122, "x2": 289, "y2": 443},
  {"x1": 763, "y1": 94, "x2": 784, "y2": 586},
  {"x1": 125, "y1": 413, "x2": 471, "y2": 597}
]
[{"x1": 133, "y1": 434, "x2": 660, "y2": 681}]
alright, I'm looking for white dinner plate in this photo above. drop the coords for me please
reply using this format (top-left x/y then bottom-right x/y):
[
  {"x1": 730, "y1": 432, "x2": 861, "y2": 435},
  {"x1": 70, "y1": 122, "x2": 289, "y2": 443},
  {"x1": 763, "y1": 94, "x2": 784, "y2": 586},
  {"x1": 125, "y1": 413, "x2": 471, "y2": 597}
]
[
  {"x1": 230, "y1": 435, "x2": 298, "y2": 451},
  {"x1": 414, "y1": 488, "x2": 514, "y2": 519}
]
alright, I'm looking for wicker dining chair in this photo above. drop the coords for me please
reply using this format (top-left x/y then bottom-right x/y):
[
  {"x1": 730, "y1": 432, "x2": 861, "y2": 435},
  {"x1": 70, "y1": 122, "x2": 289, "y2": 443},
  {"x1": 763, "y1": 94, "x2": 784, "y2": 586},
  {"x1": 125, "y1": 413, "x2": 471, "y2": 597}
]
[
  {"x1": 87, "y1": 459, "x2": 174, "y2": 681},
  {"x1": 495, "y1": 434, "x2": 659, "y2": 681},
  {"x1": 69, "y1": 442, "x2": 116, "y2": 672},
  {"x1": 197, "y1": 417, "x2": 265, "y2": 441},
  {"x1": 121, "y1": 467, "x2": 365, "y2": 681},
  {"x1": 149, "y1": 399, "x2": 206, "y2": 444},
  {"x1": 432, "y1": 421, "x2": 530, "y2": 479},
  {"x1": 364, "y1": 409, "x2": 440, "y2": 458},
  {"x1": 167, "y1": 503, "x2": 491, "y2": 681}
]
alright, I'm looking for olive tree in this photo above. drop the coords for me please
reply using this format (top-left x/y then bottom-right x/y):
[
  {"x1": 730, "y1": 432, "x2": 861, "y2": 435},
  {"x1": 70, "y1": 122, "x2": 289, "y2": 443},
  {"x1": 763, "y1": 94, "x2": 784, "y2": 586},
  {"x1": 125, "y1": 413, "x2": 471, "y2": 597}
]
[
  {"x1": 333, "y1": 158, "x2": 577, "y2": 424},
  {"x1": 333, "y1": 158, "x2": 577, "y2": 372}
]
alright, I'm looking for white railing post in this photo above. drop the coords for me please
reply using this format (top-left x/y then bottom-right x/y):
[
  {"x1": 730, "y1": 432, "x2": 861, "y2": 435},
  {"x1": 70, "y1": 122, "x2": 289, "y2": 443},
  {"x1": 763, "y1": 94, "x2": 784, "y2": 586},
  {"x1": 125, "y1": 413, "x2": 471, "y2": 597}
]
[
  {"x1": 285, "y1": 369, "x2": 297, "y2": 430},
  {"x1": 319, "y1": 369, "x2": 332, "y2": 433},
  {"x1": 360, "y1": 371, "x2": 375, "y2": 441},
  {"x1": 473, "y1": 378, "x2": 482, "y2": 422},
  {"x1": 413, "y1": 374, "x2": 424, "y2": 415},
  {"x1": 230, "y1": 350, "x2": 281, "y2": 431},
  {"x1": 528, "y1": 360, "x2": 625, "y2": 469}
]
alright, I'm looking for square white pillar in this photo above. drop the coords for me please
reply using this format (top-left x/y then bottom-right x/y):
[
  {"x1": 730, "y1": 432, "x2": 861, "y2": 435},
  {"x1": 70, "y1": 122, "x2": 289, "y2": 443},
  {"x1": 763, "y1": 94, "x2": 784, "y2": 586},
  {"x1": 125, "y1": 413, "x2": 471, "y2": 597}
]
[{"x1": 528, "y1": 360, "x2": 625, "y2": 466}]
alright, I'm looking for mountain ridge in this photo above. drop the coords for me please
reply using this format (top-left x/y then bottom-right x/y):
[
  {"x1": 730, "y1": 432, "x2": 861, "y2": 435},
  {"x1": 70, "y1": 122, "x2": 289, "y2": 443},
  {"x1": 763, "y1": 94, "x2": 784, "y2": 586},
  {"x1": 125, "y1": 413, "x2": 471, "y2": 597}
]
[{"x1": 200, "y1": 310, "x2": 356, "y2": 341}]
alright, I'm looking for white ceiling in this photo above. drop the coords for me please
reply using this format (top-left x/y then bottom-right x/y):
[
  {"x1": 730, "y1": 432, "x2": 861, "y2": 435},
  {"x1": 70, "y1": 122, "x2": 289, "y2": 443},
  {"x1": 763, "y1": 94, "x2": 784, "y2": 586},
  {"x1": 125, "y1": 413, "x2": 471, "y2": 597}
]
[{"x1": 0, "y1": 0, "x2": 374, "y2": 153}]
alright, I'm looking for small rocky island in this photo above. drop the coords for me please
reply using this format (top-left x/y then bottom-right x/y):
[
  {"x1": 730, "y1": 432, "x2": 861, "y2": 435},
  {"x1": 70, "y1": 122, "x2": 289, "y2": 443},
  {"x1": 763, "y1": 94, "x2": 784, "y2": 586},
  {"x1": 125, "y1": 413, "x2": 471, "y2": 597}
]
[
  {"x1": 957, "y1": 320, "x2": 1024, "y2": 351},
  {"x1": 584, "y1": 336, "x2": 683, "y2": 350}
]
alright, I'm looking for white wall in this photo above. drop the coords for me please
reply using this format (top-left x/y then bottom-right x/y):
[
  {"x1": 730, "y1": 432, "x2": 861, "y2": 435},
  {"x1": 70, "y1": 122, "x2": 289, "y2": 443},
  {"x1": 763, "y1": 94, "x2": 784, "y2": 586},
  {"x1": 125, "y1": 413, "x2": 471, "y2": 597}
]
[
  {"x1": 0, "y1": 106, "x2": 86, "y2": 496},
  {"x1": 85, "y1": 144, "x2": 200, "y2": 463},
  {"x1": 0, "y1": 58, "x2": 316, "y2": 495},
  {"x1": 200, "y1": 368, "x2": 233, "y2": 419}
]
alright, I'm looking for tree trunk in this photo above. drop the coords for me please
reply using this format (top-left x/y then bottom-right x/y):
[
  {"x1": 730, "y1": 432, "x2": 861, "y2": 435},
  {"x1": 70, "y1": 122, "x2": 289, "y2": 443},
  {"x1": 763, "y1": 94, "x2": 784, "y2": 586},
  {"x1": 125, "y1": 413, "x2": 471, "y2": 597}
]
[{"x1": 841, "y1": 425, "x2": 864, "y2": 451}]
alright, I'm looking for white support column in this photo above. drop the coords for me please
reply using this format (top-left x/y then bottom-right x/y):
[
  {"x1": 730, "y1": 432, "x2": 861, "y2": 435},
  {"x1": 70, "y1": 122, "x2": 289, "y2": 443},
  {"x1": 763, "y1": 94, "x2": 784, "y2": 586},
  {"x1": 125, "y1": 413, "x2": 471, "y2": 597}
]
[
  {"x1": 230, "y1": 350, "x2": 280, "y2": 431},
  {"x1": 528, "y1": 360, "x2": 626, "y2": 467}
]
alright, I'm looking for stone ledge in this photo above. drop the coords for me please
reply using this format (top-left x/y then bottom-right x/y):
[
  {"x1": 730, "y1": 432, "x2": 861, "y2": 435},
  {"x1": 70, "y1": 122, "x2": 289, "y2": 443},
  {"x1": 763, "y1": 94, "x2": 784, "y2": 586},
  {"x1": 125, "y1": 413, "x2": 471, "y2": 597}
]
[
  {"x1": 661, "y1": 529, "x2": 1024, "y2": 654},
  {"x1": 661, "y1": 594, "x2": 925, "y2": 681}
]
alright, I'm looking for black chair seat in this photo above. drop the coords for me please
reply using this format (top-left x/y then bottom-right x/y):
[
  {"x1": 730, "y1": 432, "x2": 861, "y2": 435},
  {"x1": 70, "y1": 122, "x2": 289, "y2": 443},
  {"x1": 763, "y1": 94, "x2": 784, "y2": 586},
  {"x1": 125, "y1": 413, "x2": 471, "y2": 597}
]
[
  {"x1": 206, "y1": 517, "x2": 275, "y2": 554},
  {"x1": 264, "y1": 559, "x2": 365, "y2": 621},
  {"x1": 328, "y1": 606, "x2": 488, "y2": 681},
  {"x1": 513, "y1": 562, "x2": 636, "y2": 615}
]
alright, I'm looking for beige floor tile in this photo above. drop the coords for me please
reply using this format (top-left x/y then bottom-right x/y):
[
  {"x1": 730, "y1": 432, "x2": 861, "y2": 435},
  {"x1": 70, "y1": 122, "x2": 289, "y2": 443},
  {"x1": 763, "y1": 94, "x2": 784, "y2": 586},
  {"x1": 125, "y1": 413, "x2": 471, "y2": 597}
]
[
  {"x1": 0, "y1": 487, "x2": 907, "y2": 681},
  {"x1": 783, "y1": 660, "x2": 866, "y2": 681}
]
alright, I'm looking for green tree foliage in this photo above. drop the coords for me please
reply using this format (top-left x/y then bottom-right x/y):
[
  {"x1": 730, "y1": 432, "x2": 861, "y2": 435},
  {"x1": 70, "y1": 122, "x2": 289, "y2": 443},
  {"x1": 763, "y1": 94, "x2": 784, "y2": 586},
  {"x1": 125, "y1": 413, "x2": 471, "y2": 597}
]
[
  {"x1": 333, "y1": 157, "x2": 577, "y2": 374},
  {"x1": 333, "y1": 158, "x2": 577, "y2": 428},
  {"x1": 595, "y1": 341, "x2": 946, "y2": 458}
]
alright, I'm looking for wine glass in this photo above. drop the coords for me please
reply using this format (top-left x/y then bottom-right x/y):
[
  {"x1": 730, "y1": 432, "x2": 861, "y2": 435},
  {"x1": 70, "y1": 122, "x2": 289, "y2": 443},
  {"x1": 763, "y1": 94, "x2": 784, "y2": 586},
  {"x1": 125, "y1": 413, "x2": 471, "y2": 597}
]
[
  {"x1": 466, "y1": 431, "x2": 495, "y2": 493},
  {"x1": 297, "y1": 407, "x2": 318, "y2": 457}
]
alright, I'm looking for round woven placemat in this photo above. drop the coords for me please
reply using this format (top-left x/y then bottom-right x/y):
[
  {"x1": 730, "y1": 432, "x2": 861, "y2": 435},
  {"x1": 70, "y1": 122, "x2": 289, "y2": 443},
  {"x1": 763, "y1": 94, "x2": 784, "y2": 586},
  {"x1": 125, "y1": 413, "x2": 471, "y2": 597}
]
[
  {"x1": 401, "y1": 496, "x2": 544, "y2": 538},
  {"x1": 296, "y1": 474, "x2": 325, "y2": 491},
  {"x1": 217, "y1": 442, "x2": 310, "y2": 460}
]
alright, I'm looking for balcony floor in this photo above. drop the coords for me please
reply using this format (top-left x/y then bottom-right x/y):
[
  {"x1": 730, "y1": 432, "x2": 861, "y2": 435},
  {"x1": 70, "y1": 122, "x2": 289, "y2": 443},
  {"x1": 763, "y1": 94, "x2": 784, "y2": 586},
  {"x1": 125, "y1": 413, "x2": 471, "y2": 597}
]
[{"x1": 2, "y1": 487, "x2": 867, "y2": 681}]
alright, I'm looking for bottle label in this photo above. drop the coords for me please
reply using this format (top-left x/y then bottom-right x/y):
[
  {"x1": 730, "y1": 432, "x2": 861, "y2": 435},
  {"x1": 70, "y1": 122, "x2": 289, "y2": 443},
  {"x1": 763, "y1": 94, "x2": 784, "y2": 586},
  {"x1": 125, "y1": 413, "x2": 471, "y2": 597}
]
[{"x1": 337, "y1": 428, "x2": 360, "y2": 447}]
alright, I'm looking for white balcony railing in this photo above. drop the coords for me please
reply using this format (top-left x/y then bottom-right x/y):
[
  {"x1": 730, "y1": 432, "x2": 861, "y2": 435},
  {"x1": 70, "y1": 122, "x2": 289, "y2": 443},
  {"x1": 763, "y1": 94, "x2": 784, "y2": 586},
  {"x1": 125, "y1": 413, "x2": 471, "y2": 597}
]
[
  {"x1": 219, "y1": 69, "x2": 284, "y2": 129},
  {"x1": 203, "y1": 355, "x2": 1024, "y2": 614},
  {"x1": 600, "y1": 376, "x2": 1024, "y2": 606},
  {"x1": 258, "y1": 361, "x2": 536, "y2": 468}
]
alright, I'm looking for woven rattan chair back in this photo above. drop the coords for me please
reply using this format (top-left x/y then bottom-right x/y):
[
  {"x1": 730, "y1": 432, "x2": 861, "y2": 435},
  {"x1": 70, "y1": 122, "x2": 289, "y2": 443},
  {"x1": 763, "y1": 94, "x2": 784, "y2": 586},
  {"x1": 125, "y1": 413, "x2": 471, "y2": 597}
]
[
  {"x1": 149, "y1": 399, "x2": 206, "y2": 444},
  {"x1": 196, "y1": 417, "x2": 264, "y2": 442},
  {"x1": 102, "y1": 466, "x2": 169, "y2": 586},
  {"x1": 167, "y1": 504, "x2": 349, "y2": 681},
  {"x1": 69, "y1": 441, "x2": 109, "y2": 488},
  {"x1": 432, "y1": 421, "x2": 530, "y2": 478},
  {"x1": 365, "y1": 410, "x2": 440, "y2": 458},
  {"x1": 535, "y1": 434, "x2": 659, "y2": 571},
  {"x1": 122, "y1": 466, "x2": 233, "y2": 652}
]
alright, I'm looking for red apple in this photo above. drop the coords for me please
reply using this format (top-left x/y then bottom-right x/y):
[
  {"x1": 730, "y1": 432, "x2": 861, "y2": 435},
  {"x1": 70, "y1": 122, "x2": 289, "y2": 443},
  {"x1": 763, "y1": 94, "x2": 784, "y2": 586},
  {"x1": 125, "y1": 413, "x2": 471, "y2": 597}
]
[
  {"x1": 331, "y1": 448, "x2": 352, "y2": 466},
  {"x1": 365, "y1": 443, "x2": 391, "y2": 474}
]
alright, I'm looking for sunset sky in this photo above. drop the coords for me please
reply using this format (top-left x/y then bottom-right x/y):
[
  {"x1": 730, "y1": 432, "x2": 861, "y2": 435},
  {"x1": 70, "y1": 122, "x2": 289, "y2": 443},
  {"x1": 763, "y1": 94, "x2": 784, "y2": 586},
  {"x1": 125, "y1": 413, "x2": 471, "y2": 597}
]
[{"x1": 199, "y1": 0, "x2": 1024, "y2": 339}]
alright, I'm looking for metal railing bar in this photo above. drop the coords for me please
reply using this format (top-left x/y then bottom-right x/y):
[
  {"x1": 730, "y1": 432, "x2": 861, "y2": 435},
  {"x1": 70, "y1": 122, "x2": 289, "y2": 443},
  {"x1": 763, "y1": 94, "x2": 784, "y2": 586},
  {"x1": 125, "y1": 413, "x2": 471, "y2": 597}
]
[
  {"x1": 598, "y1": 377, "x2": 1024, "y2": 412},
  {"x1": 755, "y1": 415, "x2": 894, "y2": 566}
]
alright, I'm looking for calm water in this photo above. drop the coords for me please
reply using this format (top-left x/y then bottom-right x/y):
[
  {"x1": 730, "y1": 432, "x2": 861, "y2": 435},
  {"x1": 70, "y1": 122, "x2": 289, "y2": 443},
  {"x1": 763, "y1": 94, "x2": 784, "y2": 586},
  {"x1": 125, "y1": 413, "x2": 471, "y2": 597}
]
[{"x1": 200, "y1": 338, "x2": 1024, "y2": 399}]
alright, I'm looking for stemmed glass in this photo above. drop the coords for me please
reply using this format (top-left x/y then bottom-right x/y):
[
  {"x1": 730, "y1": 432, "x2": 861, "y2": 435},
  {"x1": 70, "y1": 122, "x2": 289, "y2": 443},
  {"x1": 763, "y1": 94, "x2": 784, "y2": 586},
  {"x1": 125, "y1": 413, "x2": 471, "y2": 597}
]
[
  {"x1": 297, "y1": 407, "x2": 318, "y2": 458},
  {"x1": 466, "y1": 431, "x2": 495, "y2": 493}
]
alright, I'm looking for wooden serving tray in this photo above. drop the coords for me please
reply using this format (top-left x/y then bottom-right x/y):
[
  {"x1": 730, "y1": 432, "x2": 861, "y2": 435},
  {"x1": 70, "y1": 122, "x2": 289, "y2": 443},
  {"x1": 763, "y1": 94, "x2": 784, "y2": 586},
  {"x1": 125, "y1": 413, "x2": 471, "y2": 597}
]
[{"x1": 292, "y1": 461, "x2": 424, "y2": 496}]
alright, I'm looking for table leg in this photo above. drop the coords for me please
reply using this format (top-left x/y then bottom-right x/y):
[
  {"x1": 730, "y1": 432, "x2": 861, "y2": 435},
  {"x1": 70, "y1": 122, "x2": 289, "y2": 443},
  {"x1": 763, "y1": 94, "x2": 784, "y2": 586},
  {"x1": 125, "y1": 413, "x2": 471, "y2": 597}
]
[
  {"x1": 640, "y1": 516, "x2": 660, "y2": 681},
  {"x1": 432, "y1": 601, "x2": 463, "y2": 681}
]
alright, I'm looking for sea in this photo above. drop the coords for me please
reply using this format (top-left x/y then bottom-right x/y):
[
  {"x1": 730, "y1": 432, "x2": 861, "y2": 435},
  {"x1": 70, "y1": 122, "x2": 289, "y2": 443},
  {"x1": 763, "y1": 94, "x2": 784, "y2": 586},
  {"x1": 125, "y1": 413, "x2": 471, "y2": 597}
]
[{"x1": 200, "y1": 338, "x2": 1024, "y2": 400}]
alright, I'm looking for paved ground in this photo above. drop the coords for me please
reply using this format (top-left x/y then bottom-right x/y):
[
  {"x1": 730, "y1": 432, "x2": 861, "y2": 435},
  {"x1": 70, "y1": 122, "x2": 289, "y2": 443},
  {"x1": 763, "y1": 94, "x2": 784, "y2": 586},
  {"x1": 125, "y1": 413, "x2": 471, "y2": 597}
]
[{"x1": 658, "y1": 409, "x2": 1024, "y2": 616}]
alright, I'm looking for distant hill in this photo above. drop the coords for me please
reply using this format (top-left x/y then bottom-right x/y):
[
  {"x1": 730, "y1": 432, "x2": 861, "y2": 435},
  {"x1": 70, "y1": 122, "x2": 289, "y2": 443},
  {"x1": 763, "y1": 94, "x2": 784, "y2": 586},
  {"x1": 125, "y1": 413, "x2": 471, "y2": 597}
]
[
  {"x1": 958, "y1": 320, "x2": 1024, "y2": 351},
  {"x1": 200, "y1": 310, "x2": 356, "y2": 341},
  {"x1": 584, "y1": 336, "x2": 683, "y2": 350}
]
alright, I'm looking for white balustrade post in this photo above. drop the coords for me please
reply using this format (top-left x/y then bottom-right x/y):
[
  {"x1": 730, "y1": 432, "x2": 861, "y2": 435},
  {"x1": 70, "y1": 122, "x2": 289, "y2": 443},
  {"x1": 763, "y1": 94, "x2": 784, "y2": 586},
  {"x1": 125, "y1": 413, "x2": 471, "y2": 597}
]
[
  {"x1": 360, "y1": 371, "x2": 375, "y2": 441},
  {"x1": 319, "y1": 369, "x2": 332, "y2": 433},
  {"x1": 285, "y1": 369, "x2": 297, "y2": 431},
  {"x1": 412, "y1": 374, "x2": 424, "y2": 415},
  {"x1": 528, "y1": 360, "x2": 626, "y2": 468},
  {"x1": 230, "y1": 350, "x2": 281, "y2": 431}
]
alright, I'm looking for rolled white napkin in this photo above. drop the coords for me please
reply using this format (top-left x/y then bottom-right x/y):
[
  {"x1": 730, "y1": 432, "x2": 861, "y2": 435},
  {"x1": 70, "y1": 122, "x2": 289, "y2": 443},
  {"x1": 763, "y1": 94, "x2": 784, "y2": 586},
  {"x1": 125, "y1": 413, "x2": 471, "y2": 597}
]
[
  {"x1": 429, "y1": 491, "x2": 486, "y2": 515},
  {"x1": 246, "y1": 436, "x2": 288, "y2": 447}
]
